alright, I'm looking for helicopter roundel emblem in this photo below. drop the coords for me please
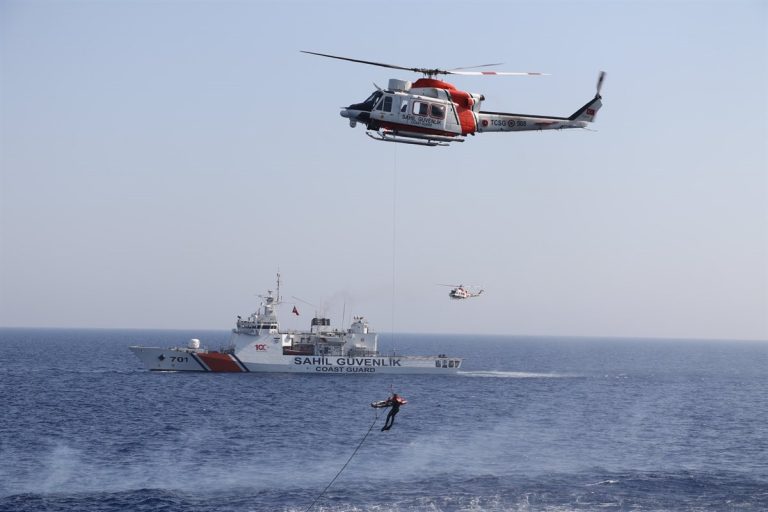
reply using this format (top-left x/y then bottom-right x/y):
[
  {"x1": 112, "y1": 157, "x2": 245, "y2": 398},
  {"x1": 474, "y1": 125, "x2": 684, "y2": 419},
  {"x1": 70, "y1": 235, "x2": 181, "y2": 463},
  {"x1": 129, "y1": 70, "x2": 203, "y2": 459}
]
[{"x1": 482, "y1": 119, "x2": 489, "y2": 127}]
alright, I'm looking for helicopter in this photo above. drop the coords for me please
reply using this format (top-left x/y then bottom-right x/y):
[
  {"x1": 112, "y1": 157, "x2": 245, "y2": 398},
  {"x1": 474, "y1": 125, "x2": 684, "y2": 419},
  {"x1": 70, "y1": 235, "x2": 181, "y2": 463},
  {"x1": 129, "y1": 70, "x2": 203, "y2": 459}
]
[
  {"x1": 302, "y1": 51, "x2": 605, "y2": 147},
  {"x1": 440, "y1": 284, "x2": 484, "y2": 300}
]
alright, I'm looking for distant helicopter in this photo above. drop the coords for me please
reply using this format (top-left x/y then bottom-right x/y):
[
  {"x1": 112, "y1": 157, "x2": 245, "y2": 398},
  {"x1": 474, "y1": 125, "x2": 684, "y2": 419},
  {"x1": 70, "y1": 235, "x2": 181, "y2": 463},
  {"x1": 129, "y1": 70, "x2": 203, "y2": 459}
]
[
  {"x1": 440, "y1": 284, "x2": 484, "y2": 300},
  {"x1": 302, "y1": 50, "x2": 605, "y2": 147}
]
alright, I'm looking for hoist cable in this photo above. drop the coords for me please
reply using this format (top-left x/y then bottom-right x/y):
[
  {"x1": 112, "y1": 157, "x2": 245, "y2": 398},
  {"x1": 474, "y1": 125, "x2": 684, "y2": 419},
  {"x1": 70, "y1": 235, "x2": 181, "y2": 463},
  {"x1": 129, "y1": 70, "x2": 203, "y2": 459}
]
[
  {"x1": 303, "y1": 409, "x2": 380, "y2": 512},
  {"x1": 391, "y1": 144, "x2": 398, "y2": 347}
]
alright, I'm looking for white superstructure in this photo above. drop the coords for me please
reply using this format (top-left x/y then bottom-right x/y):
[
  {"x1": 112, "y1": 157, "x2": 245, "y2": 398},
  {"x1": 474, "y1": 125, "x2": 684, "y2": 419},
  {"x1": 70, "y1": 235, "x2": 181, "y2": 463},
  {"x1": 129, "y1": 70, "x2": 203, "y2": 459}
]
[{"x1": 129, "y1": 276, "x2": 462, "y2": 374}]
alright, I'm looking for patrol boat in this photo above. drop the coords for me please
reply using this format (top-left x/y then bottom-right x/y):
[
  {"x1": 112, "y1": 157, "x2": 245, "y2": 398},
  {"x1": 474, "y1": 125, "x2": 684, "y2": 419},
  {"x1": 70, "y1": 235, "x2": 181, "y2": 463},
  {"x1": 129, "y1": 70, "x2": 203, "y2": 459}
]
[{"x1": 129, "y1": 277, "x2": 463, "y2": 374}]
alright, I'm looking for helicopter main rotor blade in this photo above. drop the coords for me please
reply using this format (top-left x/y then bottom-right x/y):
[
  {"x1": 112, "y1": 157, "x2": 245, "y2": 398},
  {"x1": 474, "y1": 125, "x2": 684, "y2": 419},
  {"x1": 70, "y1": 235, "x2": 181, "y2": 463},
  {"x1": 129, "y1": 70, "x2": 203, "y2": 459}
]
[
  {"x1": 301, "y1": 50, "x2": 424, "y2": 74},
  {"x1": 446, "y1": 70, "x2": 548, "y2": 76},
  {"x1": 302, "y1": 51, "x2": 547, "y2": 77},
  {"x1": 448, "y1": 63, "x2": 504, "y2": 71},
  {"x1": 447, "y1": 61, "x2": 548, "y2": 76}
]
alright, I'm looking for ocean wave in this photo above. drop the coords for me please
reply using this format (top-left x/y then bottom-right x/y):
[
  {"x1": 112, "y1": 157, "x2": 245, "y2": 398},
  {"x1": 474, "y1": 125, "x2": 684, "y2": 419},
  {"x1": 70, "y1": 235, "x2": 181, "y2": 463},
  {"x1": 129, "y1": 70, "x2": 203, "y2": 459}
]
[{"x1": 3, "y1": 470, "x2": 768, "y2": 512}]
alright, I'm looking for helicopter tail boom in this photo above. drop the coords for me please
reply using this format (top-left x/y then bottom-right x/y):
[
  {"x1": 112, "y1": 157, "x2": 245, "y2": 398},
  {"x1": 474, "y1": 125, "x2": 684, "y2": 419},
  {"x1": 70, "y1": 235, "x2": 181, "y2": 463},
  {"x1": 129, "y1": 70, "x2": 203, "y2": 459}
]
[
  {"x1": 568, "y1": 71, "x2": 605, "y2": 122},
  {"x1": 475, "y1": 93, "x2": 601, "y2": 132},
  {"x1": 567, "y1": 95, "x2": 602, "y2": 123},
  {"x1": 476, "y1": 71, "x2": 605, "y2": 133},
  {"x1": 475, "y1": 111, "x2": 588, "y2": 132}
]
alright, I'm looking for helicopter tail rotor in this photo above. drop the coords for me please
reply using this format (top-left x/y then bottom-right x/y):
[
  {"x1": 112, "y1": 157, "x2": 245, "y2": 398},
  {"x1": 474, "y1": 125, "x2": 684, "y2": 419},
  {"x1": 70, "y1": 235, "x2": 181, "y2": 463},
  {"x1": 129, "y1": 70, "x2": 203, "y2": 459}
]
[
  {"x1": 566, "y1": 71, "x2": 605, "y2": 123},
  {"x1": 596, "y1": 71, "x2": 606, "y2": 97}
]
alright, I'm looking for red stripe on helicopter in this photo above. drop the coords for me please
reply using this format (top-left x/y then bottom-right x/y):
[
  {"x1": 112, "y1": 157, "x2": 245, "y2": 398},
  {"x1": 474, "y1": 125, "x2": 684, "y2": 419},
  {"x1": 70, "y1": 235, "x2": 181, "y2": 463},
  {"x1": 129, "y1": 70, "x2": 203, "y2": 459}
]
[
  {"x1": 412, "y1": 78, "x2": 456, "y2": 90},
  {"x1": 196, "y1": 352, "x2": 244, "y2": 372},
  {"x1": 457, "y1": 109, "x2": 476, "y2": 135},
  {"x1": 447, "y1": 90, "x2": 477, "y2": 135}
]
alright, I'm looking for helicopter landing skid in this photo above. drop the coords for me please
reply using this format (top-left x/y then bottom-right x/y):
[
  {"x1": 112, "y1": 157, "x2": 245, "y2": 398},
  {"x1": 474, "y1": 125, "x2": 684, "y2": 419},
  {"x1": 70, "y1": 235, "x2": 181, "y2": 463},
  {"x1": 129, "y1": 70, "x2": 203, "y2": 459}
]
[{"x1": 366, "y1": 131, "x2": 458, "y2": 147}]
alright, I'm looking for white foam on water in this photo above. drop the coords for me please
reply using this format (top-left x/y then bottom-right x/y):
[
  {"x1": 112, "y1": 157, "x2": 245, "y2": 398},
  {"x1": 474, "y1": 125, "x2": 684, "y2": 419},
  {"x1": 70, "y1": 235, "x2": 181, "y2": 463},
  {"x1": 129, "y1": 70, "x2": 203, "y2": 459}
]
[
  {"x1": 586, "y1": 479, "x2": 620, "y2": 486},
  {"x1": 458, "y1": 370, "x2": 577, "y2": 379}
]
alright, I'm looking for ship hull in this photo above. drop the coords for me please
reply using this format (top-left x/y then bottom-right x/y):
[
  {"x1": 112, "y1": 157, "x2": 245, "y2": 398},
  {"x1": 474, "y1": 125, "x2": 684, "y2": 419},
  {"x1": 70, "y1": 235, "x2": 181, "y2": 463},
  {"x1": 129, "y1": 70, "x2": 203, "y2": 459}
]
[
  {"x1": 129, "y1": 275, "x2": 463, "y2": 375},
  {"x1": 129, "y1": 346, "x2": 461, "y2": 374}
]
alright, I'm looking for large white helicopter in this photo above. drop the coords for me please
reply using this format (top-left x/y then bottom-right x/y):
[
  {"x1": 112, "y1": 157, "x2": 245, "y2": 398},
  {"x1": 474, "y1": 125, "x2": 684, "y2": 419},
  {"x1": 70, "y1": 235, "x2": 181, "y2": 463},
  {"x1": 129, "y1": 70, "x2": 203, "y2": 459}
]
[
  {"x1": 302, "y1": 51, "x2": 605, "y2": 147},
  {"x1": 440, "y1": 284, "x2": 484, "y2": 300}
]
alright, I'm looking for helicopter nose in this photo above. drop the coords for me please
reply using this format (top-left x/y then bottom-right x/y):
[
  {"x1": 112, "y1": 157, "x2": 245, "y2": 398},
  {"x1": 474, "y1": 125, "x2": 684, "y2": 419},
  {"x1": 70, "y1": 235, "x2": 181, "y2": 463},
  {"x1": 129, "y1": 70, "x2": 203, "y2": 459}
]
[
  {"x1": 340, "y1": 109, "x2": 359, "y2": 128},
  {"x1": 340, "y1": 109, "x2": 369, "y2": 123}
]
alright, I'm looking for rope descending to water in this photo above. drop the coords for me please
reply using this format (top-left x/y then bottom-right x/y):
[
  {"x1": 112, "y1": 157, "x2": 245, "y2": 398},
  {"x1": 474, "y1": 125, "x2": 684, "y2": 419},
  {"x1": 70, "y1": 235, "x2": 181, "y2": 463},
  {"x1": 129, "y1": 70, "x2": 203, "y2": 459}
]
[{"x1": 304, "y1": 409, "x2": 380, "y2": 512}]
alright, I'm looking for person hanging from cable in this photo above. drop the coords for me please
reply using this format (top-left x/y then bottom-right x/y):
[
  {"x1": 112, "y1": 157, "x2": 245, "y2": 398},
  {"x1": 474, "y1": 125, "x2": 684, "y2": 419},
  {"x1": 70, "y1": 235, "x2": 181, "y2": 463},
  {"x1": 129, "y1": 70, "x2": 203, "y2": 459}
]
[{"x1": 378, "y1": 393, "x2": 406, "y2": 431}]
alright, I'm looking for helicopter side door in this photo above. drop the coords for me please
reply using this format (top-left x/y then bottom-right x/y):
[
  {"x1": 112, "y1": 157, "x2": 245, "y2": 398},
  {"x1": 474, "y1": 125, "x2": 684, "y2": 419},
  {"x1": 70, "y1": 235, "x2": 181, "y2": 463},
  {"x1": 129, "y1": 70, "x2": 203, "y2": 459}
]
[
  {"x1": 410, "y1": 99, "x2": 447, "y2": 133},
  {"x1": 401, "y1": 94, "x2": 460, "y2": 135},
  {"x1": 372, "y1": 93, "x2": 461, "y2": 136}
]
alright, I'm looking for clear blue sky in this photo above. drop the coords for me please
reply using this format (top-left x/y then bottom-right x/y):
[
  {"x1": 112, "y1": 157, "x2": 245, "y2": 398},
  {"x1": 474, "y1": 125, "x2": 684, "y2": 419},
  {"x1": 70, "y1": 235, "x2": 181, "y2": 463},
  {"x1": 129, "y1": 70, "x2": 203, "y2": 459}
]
[{"x1": 1, "y1": 0, "x2": 766, "y2": 340}]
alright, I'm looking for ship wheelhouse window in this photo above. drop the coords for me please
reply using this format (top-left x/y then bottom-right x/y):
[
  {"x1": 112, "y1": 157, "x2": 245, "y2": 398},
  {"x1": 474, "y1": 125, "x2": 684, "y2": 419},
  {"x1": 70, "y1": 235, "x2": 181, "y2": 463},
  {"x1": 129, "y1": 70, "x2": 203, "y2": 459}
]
[
  {"x1": 449, "y1": 360, "x2": 455, "y2": 368},
  {"x1": 442, "y1": 360, "x2": 448, "y2": 368},
  {"x1": 430, "y1": 104, "x2": 445, "y2": 119},
  {"x1": 435, "y1": 361, "x2": 441, "y2": 368}
]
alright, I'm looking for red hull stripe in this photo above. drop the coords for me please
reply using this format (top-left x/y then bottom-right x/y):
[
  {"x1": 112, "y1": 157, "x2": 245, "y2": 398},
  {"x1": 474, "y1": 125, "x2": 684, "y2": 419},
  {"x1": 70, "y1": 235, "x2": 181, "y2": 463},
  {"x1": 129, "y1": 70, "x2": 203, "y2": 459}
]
[{"x1": 197, "y1": 352, "x2": 244, "y2": 372}]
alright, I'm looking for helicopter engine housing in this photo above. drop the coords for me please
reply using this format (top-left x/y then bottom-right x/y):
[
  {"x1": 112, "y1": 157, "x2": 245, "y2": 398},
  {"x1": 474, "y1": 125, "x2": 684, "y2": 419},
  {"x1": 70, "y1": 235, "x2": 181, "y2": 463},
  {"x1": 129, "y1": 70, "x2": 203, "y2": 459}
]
[{"x1": 388, "y1": 79, "x2": 411, "y2": 92}]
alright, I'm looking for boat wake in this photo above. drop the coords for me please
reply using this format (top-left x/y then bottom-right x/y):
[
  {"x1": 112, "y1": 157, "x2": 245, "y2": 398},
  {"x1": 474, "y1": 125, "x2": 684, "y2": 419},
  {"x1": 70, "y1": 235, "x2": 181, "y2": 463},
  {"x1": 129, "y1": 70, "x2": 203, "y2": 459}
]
[{"x1": 458, "y1": 370, "x2": 577, "y2": 379}]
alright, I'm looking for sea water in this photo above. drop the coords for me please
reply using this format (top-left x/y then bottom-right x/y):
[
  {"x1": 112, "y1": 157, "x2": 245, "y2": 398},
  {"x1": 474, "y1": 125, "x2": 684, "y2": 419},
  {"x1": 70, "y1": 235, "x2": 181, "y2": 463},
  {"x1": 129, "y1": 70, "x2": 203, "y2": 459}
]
[{"x1": 1, "y1": 328, "x2": 766, "y2": 511}]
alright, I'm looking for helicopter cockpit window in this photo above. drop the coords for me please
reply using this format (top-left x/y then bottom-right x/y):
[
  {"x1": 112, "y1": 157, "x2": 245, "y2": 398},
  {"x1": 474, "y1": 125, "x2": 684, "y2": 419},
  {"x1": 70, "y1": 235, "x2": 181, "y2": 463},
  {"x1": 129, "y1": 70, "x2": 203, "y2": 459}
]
[
  {"x1": 360, "y1": 91, "x2": 383, "y2": 110},
  {"x1": 430, "y1": 104, "x2": 445, "y2": 119},
  {"x1": 364, "y1": 91, "x2": 378, "y2": 102},
  {"x1": 413, "y1": 101, "x2": 429, "y2": 116},
  {"x1": 374, "y1": 95, "x2": 393, "y2": 112}
]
